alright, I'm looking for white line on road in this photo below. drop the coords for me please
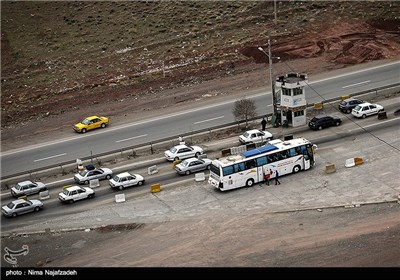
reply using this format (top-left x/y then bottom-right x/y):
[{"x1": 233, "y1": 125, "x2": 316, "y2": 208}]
[
  {"x1": 194, "y1": 116, "x2": 224, "y2": 125},
  {"x1": 342, "y1": 80, "x2": 370, "y2": 89},
  {"x1": 116, "y1": 134, "x2": 148, "y2": 143},
  {"x1": 34, "y1": 153, "x2": 67, "y2": 162}
]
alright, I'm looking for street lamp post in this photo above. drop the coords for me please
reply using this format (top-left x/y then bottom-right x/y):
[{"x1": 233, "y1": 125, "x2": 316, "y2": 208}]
[{"x1": 258, "y1": 37, "x2": 279, "y2": 118}]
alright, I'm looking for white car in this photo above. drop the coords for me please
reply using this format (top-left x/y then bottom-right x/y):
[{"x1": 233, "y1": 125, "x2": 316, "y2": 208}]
[
  {"x1": 351, "y1": 102, "x2": 384, "y2": 118},
  {"x1": 109, "y1": 172, "x2": 145, "y2": 190},
  {"x1": 239, "y1": 129, "x2": 273, "y2": 144},
  {"x1": 164, "y1": 144, "x2": 204, "y2": 161},
  {"x1": 10, "y1": 180, "x2": 47, "y2": 198},
  {"x1": 58, "y1": 185, "x2": 95, "y2": 203},
  {"x1": 74, "y1": 167, "x2": 113, "y2": 185},
  {"x1": 2, "y1": 199, "x2": 44, "y2": 218}
]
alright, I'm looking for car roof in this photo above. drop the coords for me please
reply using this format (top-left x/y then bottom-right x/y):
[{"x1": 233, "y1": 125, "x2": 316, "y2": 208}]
[
  {"x1": 244, "y1": 129, "x2": 261, "y2": 133},
  {"x1": 116, "y1": 172, "x2": 132, "y2": 177},
  {"x1": 12, "y1": 199, "x2": 30, "y2": 204},
  {"x1": 314, "y1": 114, "x2": 330, "y2": 118},
  {"x1": 173, "y1": 144, "x2": 190, "y2": 149},
  {"x1": 343, "y1": 98, "x2": 362, "y2": 102},
  {"x1": 16, "y1": 181, "x2": 33, "y2": 186},
  {"x1": 86, "y1": 116, "x2": 100, "y2": 120},
  {"x1": 64, "y1": 185, "x2": 83, "y2": 191}
]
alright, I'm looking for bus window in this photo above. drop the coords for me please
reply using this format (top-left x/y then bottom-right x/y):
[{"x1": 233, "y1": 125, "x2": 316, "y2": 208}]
[
  {"x1": 234, "y1": 162, "x2": 246, "y2": 172},
  {"x1": 289, "y1": 148, "x2": 297, "y2": 157},
  {"x1": 245, "y1": 159, "x2": 256, "y2": 169},
  {"x1": 256, "y1": 156, "x2": 267, "y2": 167},
  {"x1": 223, "y1": 166, "x2": 234, "y2": 176}
]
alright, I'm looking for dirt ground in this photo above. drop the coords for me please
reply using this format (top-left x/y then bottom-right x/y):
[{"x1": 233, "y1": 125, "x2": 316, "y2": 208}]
[{"x1": 1, "y1": 1, "x2": 400, "y2": 270}]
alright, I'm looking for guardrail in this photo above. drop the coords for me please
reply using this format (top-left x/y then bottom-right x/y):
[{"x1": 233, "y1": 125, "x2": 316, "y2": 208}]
[{"x1": 2, "y1": 82, "x2": 400, "y2": 180}]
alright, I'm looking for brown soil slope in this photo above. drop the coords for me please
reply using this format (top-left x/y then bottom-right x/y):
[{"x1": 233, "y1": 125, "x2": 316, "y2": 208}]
[{"x1": 1, "y1": 1, "x2": 400, "y2": 148}]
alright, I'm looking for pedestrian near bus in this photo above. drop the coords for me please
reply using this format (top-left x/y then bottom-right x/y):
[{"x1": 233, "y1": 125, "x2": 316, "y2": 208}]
[
  {"x1": 275, "y1": 170, "x2": 281, "y2": 185},
  {"x1": 264, "y1": 170, "x2": 271, "y2": 186}
]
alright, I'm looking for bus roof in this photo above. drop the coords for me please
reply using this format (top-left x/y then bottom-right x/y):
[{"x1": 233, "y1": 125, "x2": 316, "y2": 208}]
[{"x1": 214, "y1": 137, "x2": 311, "y2": 166}]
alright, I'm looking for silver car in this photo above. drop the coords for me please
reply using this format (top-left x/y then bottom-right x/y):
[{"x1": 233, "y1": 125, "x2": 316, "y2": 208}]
[
  {"x1": 74, "y1": 167, "x2": 113, "y2": 184},
  {"x1": 10, "y1": 181, "x2": 47, "y2": 198},
  {"x1": 2, "y1": 199, "x2": 44, "y2": 218},
  {"x1": 175, "y1": 157, "x2": 212, "y2": 175}
]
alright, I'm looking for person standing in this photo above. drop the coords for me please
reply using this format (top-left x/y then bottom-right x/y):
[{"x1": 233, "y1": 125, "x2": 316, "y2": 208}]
[
  {"x1": 264, "y1": 169, "x2": 271, "y2": 186},
  {"x1": 261, "y1": 117, "x2": 267, "y2": 131},
  {"x1": 275, "y1": 170, "x2": 281, "y2": 185}
]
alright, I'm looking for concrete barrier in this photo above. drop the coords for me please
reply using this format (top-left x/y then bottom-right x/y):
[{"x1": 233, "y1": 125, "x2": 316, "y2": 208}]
[
  {"x1": 354, "y1": 157, "x2": 363, "y2": 165},
  {"x1": 195, "y1": 172, "x2": 206, "y2": 182},
  {"x1": 115, "y1": 193, "x2": 126, "y2": 203},
  {"x1": 172, "y1": 160, "x2": 182, "y2": 169},
  {"x1": 345, "y1": 157, "x2": 363, "y2": 167},
  {"x1": 151, "y1": 183, "x2": 161, "y2": 193},
  {"x1": 221, "y1": 148, "x2": 231, "y2": 157},
  {"x1": 314, "y1": 102, "x2": 323, "y2": 110},
  {"x1": 398, "y1": 194, "x2": 400, "y2": 204},
  {"x1": 325, "y1": 163, "x2": 336, "y2": 174},
  {"x1": 39, "y1": 190, "x2": 50, "y2": 200},
  {"x1": 18, "y1": 195, "x2": 28, "y2": 200},
  {"x1": 148, "y1": 165, "x2": 158, "y2": 175},
  {"x1": 341, "y1": 95, "x2": 350, "y2": 100},
  {"x1": 90, "y1": 179, "x2": 100, "y2": 188}
]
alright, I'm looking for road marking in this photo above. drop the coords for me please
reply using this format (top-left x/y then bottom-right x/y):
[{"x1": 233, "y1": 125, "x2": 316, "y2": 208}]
[
  {"x1": 116, "y1": 134, "x2": 148, "y2": 143},
  {"x1": 34, "y1": 153, "x2": 67, "y2": 162},
  {"x1": 342, "y1": 80, "x2": 370, "y2": 89},
  {"x1": 194, "y1": 116, "x2": 224, "y2": 125}
]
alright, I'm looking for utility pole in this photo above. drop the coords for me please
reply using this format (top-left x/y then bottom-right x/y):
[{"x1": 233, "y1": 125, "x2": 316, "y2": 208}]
[{"x1": 274, "y1": 0, "x2": 277, "y2": 24}]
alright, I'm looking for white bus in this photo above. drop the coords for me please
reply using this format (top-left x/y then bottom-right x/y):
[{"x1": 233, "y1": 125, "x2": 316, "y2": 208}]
[{"x1": 208, "y1": 137, "x2": 316, "y2": 191}]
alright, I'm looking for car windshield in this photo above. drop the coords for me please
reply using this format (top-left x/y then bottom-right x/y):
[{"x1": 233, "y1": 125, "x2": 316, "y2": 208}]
[
  {"x1": 79, "y1": 170, "x2": 89, "y2": 176},
  {"x1": 112, "y1": 175, "x2": 121, "y2": 182},
  {"x1": 181, "y1": 160, "x2": 190, "y2": 167},
  {"x1": 243, "y1": 132, "x2": 250, "y2": 138},
  {"x1": 354, "y1": 105, "x2": 361, "y2": 111},
  {"x1": 169, "y1": 147, "x2": 177, "y2": 153},
  {"x1": 6, "y1": 202, "x2": 15, "y2": 208},
  {"x1": 14, "y1": 183, "x2": 23, "y2": 190},
  {"x1": 81, "y1": 118, "x2": 90, "y2": 125}
]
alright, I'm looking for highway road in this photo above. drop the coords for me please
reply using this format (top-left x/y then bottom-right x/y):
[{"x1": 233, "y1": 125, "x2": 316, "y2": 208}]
[
  {"x1": 1, "y1": 61, "x2": 399, "y2": 178},
  {"x1": 1, "y1": 113, "x2": 400, "y2": 234}
]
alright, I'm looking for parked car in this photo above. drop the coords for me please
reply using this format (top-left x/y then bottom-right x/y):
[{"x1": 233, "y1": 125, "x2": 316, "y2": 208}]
[
  {"x1": 351, "y1": 102, "x2": 384, "y2": 118},
  {"x1": 338, "y1": 98, "x2": 365, "y2": 114},
  {"x1": 58, "y1": 185, "x2": 95, "y2": 203},
  {"x1": 308, "y1": 115, "x2": 342, "y2": 130},
  {"x1": 239, "y1": 129, "x2": 273, "y2": 144},
  {"x1": 2, "y1": 199, "x2": 44, "y2": 218},
  {"x1": 73, "y1": 115, "x2": 109, "y2": 133},
  {"x1": 109, "y1": 172, "x2": 145, "y2": 190},
  {"x1": 175, "y1": 157, "x2": 212, "y2": 175},
  {"x1": 74, "y1": 167, "x2": 113, "y2": 184},
  {"x1": 164, "y1": 144, "x2": 204, "y2": 161},
  {"x1": 10, "y1": 181, "x2": 47, "y2": 198}
]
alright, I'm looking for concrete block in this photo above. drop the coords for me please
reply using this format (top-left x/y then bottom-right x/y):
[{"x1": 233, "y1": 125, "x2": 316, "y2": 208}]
[
  {"x1": 314, "y1": 102, "x2": 323, "y2": 110},
  {"x1": 115, "y1": 194, "x2": 126, "y2": 203},
  {"x1": 151, "y1": 183, "x2": 161, "y2": 193},
  {"x1": 195, "y1": 172, "x2": 206, "y2": 182},
  {"x1": 39, "y1": 190, "x2": 50, "y2": 200},
  {"x1": 89, "y1": 179, "x2": 100, "y2": 188},
  {"x1": 148, "y1": 165, "x2": 158, "y2": 175},
  {"x1": 354, "y1": 157, "x2": 363, "y2": 165},
  {"x1": 345, "y1": 158, "x2": 355, "y2": 168},
  {"x1": 325, "y1": 163, "x2": 336, "y2": 174}
]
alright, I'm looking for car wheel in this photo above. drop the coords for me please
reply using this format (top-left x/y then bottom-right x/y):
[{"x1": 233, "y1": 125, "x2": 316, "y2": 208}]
[
  {"x1": 362, "y1": 114, "x2": 366, "y2": 119},
  {"x1": 245, "y1": 179, "x2": 254, "y2": 188},
  {"x1": 292, "y1": 165, "x2": 301, "y2": 173},
  {"x1": 119, "y1": 185, "x2": 124, "y2": 190},
  {"x1": 138, "y1": 181, "x2": 143, "y2": 186},
  {"x1": 174, "y1": 157, "x2": 179, "y2": 161},
  {"x1": 206, "y1": 165, "x2": 211, "y2": 170},
  {"x1": 84, "y1": 180, "x2": 89, "y2": 185},
  {"x1": 335, "y1": 122, "x2": 340, "y2": 126},
  {"x1": 69, "y1": 199, "x2": 75, "y2": 204},
  {"x1": 346, "y1": 109, "x2": 351, "y2": 114},
  {"x1": 34, "y1": 206, "x2": 40, "y2": 212},
  {"x1": 106, "y1": 175, "x2": 112, "y2": 180},
  {"x1": 195, "y1": 152, "x2": 200, "y2": 158},
  {"x1": 89, "y1": 194, "x2": 95, "y2": 199},
  {"x1": 318, "y1": 126, "x2": 323, "y2": 130},
  {"x1": 82, "y1": 128, "x2": 87, "y2": 133},
  {"x1": 12, "y1": 212, "x2": 17, "y2": 217},
  {"x1": 101, "y1": 123, "x2": 106, "y2": 128},
  {"x1": 185, "y1": 170, "x2": 191, "y2": 175}
]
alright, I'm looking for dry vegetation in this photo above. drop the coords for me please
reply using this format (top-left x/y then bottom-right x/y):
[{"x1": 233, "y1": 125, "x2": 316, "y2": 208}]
[{"x1": 1, "y1": 1, "x2": 400, "y2": 144}]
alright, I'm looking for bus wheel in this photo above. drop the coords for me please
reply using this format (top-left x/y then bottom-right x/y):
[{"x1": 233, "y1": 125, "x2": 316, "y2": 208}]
[
  {"x1": 293, "y1": 165, "x2": 301, "y2": 173},
  {"x1": 245, "y1": 179, "x2": 254, "y2": 188}
]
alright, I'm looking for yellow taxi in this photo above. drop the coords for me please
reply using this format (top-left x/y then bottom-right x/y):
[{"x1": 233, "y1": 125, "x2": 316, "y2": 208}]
[{"x1": 73, "y1": 115, "x2": 109, "y2": 133}]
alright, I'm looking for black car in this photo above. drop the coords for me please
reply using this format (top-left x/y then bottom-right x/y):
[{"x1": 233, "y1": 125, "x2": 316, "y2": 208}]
[
  {"x1": 308, "y1": 115, "x2": 342, "y2": 130},
  {"x1": 339, "y1": 98, "x2": 365, "y2": 114}
]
